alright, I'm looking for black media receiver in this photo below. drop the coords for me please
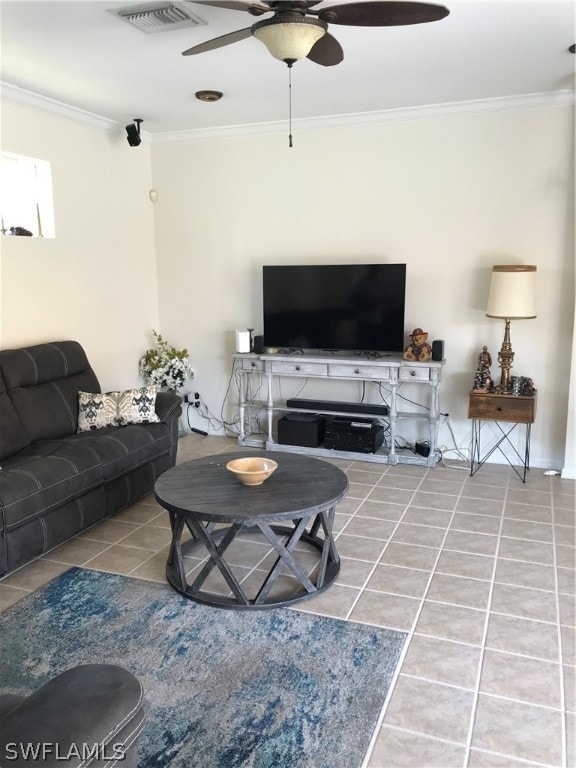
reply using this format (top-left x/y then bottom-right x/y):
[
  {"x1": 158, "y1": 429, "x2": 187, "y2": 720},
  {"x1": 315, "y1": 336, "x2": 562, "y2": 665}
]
[
  {"x1": 263, "y1": 264, "x2": 406, "y2": 354},
  {"x1": 324, "y1": 417, "x2": 385, "y2": 454}
]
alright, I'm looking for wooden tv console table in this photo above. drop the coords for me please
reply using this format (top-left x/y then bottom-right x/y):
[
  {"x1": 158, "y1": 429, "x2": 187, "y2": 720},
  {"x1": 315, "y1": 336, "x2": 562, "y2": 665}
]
[{"x1": 233, "y1": 352, "x2": 444, "y2": 468}]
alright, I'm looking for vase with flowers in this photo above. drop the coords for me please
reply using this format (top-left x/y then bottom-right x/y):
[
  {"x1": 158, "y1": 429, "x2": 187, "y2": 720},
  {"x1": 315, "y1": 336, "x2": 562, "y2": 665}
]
[{"x1": 139, "y1": 331, "x2": 193, "y2": 394}]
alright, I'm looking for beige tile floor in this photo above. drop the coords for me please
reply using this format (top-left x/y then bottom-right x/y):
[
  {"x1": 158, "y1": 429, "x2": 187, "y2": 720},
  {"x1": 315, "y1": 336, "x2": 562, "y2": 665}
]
[{"x1": 1, "y1": 434, "x2": 574, "y2": 768}]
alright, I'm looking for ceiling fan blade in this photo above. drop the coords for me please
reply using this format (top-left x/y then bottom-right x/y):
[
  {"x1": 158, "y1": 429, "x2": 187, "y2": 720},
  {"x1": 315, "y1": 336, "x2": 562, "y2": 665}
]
[
  {"x1": 182, "y1": 26, "x2": 253, "y2": 55},
  {"x1": 189, "y1": 0, "x2": 269, "y2": 15},
  {"x1": 307, "y1": 32, "x2": 344, "y2": 66},
  {"x1": 318, "y1": 1, "x2": 449, "y2": 26}
]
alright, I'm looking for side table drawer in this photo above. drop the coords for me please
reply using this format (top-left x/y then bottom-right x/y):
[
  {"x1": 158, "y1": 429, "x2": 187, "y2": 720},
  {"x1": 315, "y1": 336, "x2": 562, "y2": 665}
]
[{"x1": 468, "y1": 394, "x2": 536, "y2": 423}]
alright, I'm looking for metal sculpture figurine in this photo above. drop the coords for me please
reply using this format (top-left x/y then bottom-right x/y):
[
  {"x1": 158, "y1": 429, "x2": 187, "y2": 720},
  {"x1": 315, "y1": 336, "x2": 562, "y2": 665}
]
[{"x1": 473, "y1": 345, "x2": 493, "y2": 391}]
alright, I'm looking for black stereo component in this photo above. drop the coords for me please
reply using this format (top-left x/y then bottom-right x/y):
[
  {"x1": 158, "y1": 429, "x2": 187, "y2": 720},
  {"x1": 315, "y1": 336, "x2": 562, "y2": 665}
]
[
  {"x1": 324, "y1": 417, "x2": 384, "y2": 454},
  {"x1": 277, "y1": 413, "x2": 325, "y2": 448},
  {"x1": 286, "y1": 398, "x2": 388, "y2": 416},
  {"x1": 432, "y1": 340, "x2": 444, "y2": 361},
  {"x1": 415, "y1": 440, "x2": 430, "y2": 457},
  {"x1": 253, "y1": 335, "x2": 264, "y2": 354}
]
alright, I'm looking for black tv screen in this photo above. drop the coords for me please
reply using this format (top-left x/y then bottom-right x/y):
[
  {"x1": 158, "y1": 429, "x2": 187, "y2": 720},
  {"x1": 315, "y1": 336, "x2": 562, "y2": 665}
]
[{"x1": 263, "y1": 264, "x2": 406, "y2": 353}]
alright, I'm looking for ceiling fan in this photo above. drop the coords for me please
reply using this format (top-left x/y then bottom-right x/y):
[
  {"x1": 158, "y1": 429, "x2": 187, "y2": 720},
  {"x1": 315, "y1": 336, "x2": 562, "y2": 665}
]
[{"x1": 182, "y1": 1, "x2": 450, "y2": 67}]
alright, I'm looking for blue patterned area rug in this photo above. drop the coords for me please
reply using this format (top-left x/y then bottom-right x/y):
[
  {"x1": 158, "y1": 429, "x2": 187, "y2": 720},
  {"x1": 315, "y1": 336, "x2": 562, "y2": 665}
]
[{"x1": 0, "y1": 568, "x2": 406, "y2": 768}]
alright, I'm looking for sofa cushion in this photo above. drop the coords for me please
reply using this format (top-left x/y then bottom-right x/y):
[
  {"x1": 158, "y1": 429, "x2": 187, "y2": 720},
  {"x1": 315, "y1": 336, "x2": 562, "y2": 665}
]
[
  {"x1": 0, "y1": 341, "x2": 100, "y2": 443},
  {"x1": 0, "y1": 373, "x2": 30, "y2": 462},
  {"x1": 0, "y1": 441, "x2": 104, "y2": 532},
  {"x1": 77, "y1": 388, "x2": 160, "y2": 433},
  {"x1": 70, "y1": 422, "x2": 173, "y2": 482}
]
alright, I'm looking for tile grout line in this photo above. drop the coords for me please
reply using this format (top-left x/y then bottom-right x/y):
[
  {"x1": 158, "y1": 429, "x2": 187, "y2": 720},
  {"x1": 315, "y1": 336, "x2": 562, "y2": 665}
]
[
  {"x1": 382, "y1": 724, "x2": 559, "y2": 768},
  {"x1": 399, "y1": 667, "x2": 567, "y2": 715},
  {"x1": 465, "y1": 476, "x2": 540, "y2": 765},
  {"x1": 551, "y1": 479, "x2": 568, "y2": 768},
  {"x1": 461, "y1": 471, "x2": 509, "y2": 767},
  {"x1": 344, "y1": 470, "x2": 432, "y2": 620},
  {"x1": 337, "y1": 598, "x2": 564, "y2": 648},
  {"x1": 335, "y1": 471, "x2": 411, "y2": 620},
  {"x1": 361, "y1": 470, "x2": 472, "y2": 768},
  {"x1": 358, "y1": 469, "x2": 431, "y2": 768}
]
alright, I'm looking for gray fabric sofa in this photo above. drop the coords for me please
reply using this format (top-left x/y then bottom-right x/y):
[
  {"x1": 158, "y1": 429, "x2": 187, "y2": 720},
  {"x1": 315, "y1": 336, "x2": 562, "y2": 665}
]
[{"x1": 0, "y1": 340, "x2": 182, "y2": 577}]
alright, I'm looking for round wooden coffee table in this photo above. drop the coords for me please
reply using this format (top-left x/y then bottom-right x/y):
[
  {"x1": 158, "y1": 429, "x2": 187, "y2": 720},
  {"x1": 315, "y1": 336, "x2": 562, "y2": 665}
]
[{"x1": 155, "y1": 451, "x2": 348, "y2": 610}]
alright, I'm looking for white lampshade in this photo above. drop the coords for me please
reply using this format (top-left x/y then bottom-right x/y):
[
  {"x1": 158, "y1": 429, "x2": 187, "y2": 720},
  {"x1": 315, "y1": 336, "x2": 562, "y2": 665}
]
[
  {"x1": 252, "y1": 17, "x2": 326, "y2": 63},
  {"x1": 486, "y1": 265, "x2": 537, "y2": 319}
]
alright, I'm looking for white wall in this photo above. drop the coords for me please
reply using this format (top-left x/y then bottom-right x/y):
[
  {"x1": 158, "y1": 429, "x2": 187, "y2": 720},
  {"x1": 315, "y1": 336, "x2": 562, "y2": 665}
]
[
  {"x1": 1, "y1": 99, "x2": 573, "y2": 469},
  {"x1": 152, "y1": 105, "x2": 575, "y2": 469},
  {"x1": 0, "y1": 102, "x2": 159, "y2": 390},
  {"x1": 563, "y1": 297, "x2": 576, "y2": 479}
]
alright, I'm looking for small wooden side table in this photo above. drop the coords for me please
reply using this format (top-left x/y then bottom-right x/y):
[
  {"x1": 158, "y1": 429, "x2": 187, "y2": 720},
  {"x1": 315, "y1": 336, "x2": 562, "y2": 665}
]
[{"x1": 468, "y1": 392, "x2": 537, "y2": 482}]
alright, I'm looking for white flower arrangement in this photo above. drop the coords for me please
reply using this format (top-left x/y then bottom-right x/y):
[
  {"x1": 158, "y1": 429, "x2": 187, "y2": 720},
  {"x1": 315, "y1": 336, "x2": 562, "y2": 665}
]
[{"x1": 139, "y1": 331, "x2": 193, "y2": 393}]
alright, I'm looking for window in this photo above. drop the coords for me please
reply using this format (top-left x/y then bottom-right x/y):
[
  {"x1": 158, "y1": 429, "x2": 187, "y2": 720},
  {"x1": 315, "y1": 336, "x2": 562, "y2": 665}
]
[{"x1": 0, "y1": 152, "x2": 55, "y2": 238}]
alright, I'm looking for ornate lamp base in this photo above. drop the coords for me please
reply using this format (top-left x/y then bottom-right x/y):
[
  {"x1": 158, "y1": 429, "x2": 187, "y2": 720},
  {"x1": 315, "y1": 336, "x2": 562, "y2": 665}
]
[{"x1": 497, "y1": 318, "x2": 514, "y2": 392}]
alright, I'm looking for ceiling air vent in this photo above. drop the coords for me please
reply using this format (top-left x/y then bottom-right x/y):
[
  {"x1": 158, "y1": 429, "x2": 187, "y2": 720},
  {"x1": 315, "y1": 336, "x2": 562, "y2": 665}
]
[{"x1": 109, "y1": 2, "x2": 206, "y2": 33}]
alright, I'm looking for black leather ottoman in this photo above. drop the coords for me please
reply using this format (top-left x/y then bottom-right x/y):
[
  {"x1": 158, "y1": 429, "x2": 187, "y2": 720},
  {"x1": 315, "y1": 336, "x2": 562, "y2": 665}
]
[{"x1": 0, "y1": 664, "x2": 145, "y2": 767}]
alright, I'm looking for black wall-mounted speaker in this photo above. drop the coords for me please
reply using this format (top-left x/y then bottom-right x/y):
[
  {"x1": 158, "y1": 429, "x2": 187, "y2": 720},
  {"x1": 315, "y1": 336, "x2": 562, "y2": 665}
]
[
  {"x1": 253, "y1": 335, "x2": 264, "y2": 354},
  {"x1": 432, "y1": 340, "x2": 444, "y2": 361},
  {"x1": 125, "y1": 120, "x2": 143, "y2": 147}
]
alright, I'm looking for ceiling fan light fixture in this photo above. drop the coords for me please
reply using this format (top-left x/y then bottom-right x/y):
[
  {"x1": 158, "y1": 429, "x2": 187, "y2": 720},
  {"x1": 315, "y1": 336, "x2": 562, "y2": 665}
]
[{"x1": 252, "y1": 16, "x2": 327, "y2": 63}]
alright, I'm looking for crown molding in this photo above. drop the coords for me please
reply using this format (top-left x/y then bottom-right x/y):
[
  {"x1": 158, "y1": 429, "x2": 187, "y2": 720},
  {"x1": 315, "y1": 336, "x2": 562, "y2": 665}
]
[
  {"x1": 1, "y1": 80, "x2": 573, "y2": 144},
  {"x1": 0, "y1": 81, "x2": 153, "y2": 144},
  {"x1": 153, "y1": 90, "x2": 576, "y2": 144},
  {"x1": 1, "y1": 82, "x2": 117, "y2": 132}
]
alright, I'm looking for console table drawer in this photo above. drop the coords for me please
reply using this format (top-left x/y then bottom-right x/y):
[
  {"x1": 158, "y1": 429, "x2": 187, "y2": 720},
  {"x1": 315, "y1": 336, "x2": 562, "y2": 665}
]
[
  {"x1": 328, "y1": 363, "x2": 390, "y2": 381},
  {"x1": 270, "y1": 361, "x2": 328, "y2": 376},
  {"x1": 468, "y1": 394, "x2": 536, "y2": 423},
  {"x1": 399, "y1": 366, "x2": 431, "y2": 382},
  {"x1": 238, "y1": 357, "x2": 264, "y2": 371}
]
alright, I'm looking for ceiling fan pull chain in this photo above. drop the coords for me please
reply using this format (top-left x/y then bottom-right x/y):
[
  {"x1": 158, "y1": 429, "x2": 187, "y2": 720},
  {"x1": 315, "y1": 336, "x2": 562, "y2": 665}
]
[{"x1": 288, "y1": 63, "x2": 293, "y2": 148}]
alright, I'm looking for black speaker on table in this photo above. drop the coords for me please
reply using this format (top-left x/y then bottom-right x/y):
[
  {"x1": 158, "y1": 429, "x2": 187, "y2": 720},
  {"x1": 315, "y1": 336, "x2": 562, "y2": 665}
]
[
  {"x1": 253, "y1": 335, "x2": 264, "y2": 354},
  {"x1": 432, "y1": 339, "x2": 444, "y2": 361}
]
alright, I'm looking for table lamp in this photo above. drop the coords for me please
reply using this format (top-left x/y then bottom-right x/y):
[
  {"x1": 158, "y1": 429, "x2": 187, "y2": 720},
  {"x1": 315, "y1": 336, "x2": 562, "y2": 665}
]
[{"x1": 486, "y1": 264, "x2": 537, "y2": 392}]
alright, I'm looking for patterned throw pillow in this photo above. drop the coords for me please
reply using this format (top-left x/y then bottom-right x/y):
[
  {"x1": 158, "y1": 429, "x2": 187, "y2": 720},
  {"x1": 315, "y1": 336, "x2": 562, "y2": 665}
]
[
  {"x1": 116, "y1": 387, "x2": 160, "y2": 426},
  {"x1": 77, "y1": 387, "x2": 159, "y2": 432},
  {"x1": 77, "y1": 392, "x2": 118, "y2": 432}
]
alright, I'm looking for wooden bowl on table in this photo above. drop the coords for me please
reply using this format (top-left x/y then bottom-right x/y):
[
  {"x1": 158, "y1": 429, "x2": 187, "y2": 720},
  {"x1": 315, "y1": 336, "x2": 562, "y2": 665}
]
[{"x1": 226, "y1": 457, "x2": 278, "y2": 487}]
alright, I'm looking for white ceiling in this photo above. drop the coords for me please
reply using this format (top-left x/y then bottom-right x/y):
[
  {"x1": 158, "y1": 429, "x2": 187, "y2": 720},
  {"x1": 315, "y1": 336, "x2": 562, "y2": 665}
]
[{"x1": 1, "y1": 0, "x2": 574, "y2": 136}]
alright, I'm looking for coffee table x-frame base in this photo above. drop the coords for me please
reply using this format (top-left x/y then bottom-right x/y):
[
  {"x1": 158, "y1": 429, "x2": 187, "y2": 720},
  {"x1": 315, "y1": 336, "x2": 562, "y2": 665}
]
[{"x1": 167, "y1": 508, "x2": 340, "y2": 610}]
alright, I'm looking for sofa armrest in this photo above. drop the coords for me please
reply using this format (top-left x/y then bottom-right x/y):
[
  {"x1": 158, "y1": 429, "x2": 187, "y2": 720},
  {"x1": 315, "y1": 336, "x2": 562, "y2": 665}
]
[
  {"x1": 155, "y1": 390, "x2": 182, "y2": 423},
  {"x1": 0, "y1": 665, "x2": 145, "y2": 768}
]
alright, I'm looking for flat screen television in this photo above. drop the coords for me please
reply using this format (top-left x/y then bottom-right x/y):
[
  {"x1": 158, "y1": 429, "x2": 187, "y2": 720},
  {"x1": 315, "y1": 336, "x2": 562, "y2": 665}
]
[{"x1": 263, "y1": 264, "x2": 406, "y2": 354}]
